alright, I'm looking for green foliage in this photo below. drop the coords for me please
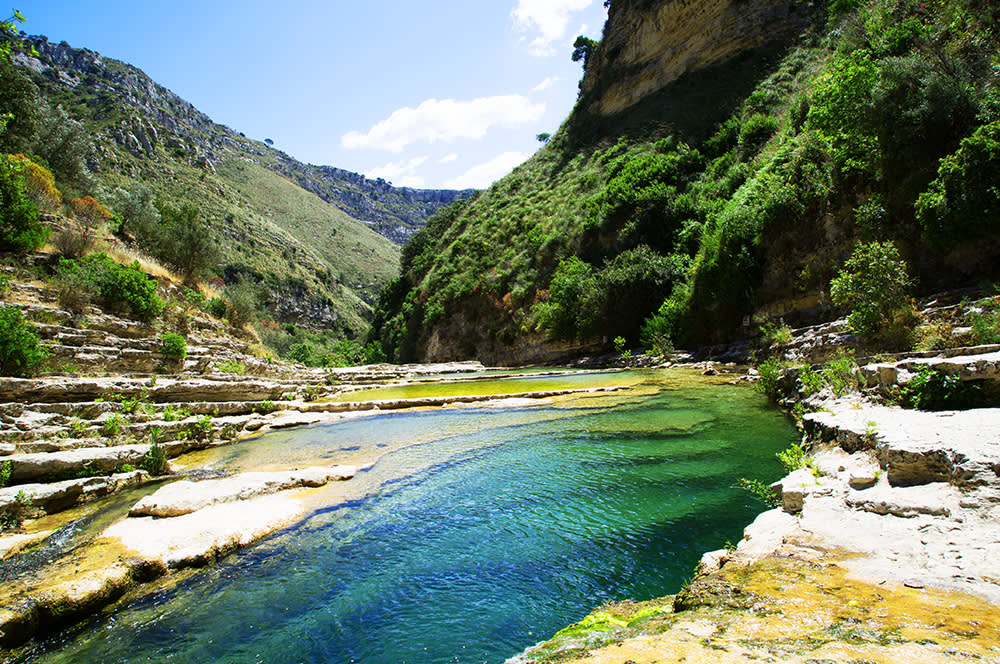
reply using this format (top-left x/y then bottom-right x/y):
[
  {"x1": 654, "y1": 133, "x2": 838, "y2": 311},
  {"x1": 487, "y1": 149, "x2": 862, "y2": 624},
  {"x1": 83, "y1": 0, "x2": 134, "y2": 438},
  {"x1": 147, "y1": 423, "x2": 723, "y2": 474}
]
[
  {"x1": 0, "y1": 157, "x2": 46, "y2": 254},
  {"x1": 57, "y1": 253, "x2": 165, "y2": 321},
  {"x1": 159, "y1": 332, "x2": 187, "y2": 359},
  {"x1": 224, "y1": 281, "x2": 259, "y2": 328},
  {"x1": 287, "y1": 341, "x2": 316, "y2": 365},
  {"x1": 0, "y1": 459, "x2": 10, "y2": 487},
  {"x1": 0, "y1": 56, "x2": 40, "y2": 155},
  {"x1": 897, "y1": 366, "x2": 981, "y2": 410},
  {"x1": 830, "y1": 241, "x2": 912, "y2": 338},
  {"x1": 102, "y1": 413, "x2": 125, "y2": 437},
  {"x1": 140, "y1": 440, "x2": 168, "y2": 476},
  {"x1": 760, "y1": 320, "x2": 793, "y2": 347},
  {"x1": 162, "y1": 404, "x2": 191, "y2": 422},
  {"x1": 915, "y1": 121, "x2": 1000, "y2": 246},
  {"x1": 776, "y1": 440, "x2": 807, "y2": 473},
  {"x1": 613, "y1": 336, "x2": 626, "y2": 353},
  {"x1": 753, "y1": 357, "x2": 785, "y2": 400},
  {"x1": 0, "y1": 305, "x2": 48, "y2": 377},
  {"x1": 737, "y1": 477, "x2": 779, "y2": 508},
  {"x1": 216, "y1": 359, "x2": 246, "y2": 375},
  {"x1": 969, "y1": 308, "x2": 1000, "y2": 345},
  {"x1": 152, "y1": 200, "x2": 220, "y2": 284},
  {"x1": 184, "y1": 414, "x2": 215, "y2": 443}
]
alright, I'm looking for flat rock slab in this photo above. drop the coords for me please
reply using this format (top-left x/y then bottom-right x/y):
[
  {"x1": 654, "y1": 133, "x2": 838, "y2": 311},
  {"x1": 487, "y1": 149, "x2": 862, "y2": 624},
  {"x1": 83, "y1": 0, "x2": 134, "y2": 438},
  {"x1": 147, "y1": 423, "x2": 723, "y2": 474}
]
[
  {"x1": 804, "y1": 404, "x2": 1000, "y2": 487},
  {"x1": 107, "y1": 493, "x2": 307, "y2": 567},
  {"x1": 128, "y1": 465, "x2": 358, "y2": 517},
  {"x1": 0, "y1": 470, "x2": 148, "y2": 515},
  {"x1": 7, "y1": 445, "x2": 152, "y2": 483}
]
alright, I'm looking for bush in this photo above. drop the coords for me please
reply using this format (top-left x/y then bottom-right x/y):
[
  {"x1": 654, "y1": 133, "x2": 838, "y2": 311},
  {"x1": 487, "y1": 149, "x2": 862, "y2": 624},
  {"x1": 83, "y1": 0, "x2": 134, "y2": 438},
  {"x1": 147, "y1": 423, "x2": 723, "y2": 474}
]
[
  {"x1": 898, "y1": 366, "x2": 980, "y2": 411},
  {"x1": 140, "y1": 441, "x2": 169, "y2": 476},
  {"x1": 56, "y1": 254, "x2": 165, "y2": 321},
  {"x1": 830, "y1": 241, "x2": 912, "y2": 338},
  {"x1": 753, "y1": 357, "x2": 785, "y2": 400},
  {"x1": 159, "y1": 332, "x2": 187, "y2": 359},
  {"x1": 0, "y1": 157, "x2": 47, "y2": 254},
  {"x1": 0, "y1": 306, "x2": 49, "y2": 376}
]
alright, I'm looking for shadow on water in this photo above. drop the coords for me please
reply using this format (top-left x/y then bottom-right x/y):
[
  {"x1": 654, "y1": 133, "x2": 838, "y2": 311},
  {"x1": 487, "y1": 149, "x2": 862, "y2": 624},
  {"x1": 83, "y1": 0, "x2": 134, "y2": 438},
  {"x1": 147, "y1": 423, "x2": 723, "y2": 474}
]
[{"x1": 21, "y1": 369, "x2": 797, "y2": 664}]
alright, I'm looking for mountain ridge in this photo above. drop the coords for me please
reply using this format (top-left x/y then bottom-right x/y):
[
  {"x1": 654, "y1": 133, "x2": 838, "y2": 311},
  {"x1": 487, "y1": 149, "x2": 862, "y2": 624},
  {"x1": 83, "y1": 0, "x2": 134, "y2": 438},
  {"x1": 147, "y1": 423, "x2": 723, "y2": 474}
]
[{"x1": 16, "y1": 35, "x2": 474, "y2": 245}]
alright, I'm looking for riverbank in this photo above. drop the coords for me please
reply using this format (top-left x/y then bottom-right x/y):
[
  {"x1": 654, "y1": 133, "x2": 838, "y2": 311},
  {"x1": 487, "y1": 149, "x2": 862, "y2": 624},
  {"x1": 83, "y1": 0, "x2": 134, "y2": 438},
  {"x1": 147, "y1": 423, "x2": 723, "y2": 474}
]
[{"x1": 511, "y1": 350, "x2": 1000, "y2": 663}]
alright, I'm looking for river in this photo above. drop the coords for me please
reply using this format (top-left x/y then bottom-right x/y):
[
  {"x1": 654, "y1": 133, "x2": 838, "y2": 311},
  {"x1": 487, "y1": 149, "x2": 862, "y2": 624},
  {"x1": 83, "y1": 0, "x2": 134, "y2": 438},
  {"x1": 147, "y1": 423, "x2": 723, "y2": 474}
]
[{"x1": 24, "y1": 369, "x2": 797, "y2": 663}]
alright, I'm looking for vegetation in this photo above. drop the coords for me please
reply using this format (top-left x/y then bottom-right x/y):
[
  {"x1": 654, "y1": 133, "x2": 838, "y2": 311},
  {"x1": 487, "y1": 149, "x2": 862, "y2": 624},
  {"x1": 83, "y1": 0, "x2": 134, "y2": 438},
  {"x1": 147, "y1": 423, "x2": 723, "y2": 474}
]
[
  {"x1": 830, "y1": 241, "x2": 912, "y2": 340},
  {"x1": 159, "y1": 332, "x2": 187, "y2": 359},
  {"x1": 896, "y1": 366, "x2": 981, "y2": 410},
  {"x1": 370, "y1": 0, "x2": 1000, "y2": 362},
  {"x1": 0, "y1": 156, "x2": 47, "y2": 253},
  {"x1": 0, "y1": 305, "x2": 48, "y2": 376},
  {"x1": 56, "y1": 253, "x2": 165, "y2": 321}
]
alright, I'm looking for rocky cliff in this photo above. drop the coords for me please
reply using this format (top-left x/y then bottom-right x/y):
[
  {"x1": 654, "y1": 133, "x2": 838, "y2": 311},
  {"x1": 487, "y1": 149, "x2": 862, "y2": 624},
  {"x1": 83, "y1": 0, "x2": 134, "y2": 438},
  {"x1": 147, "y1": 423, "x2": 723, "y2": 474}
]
[{"x1": 580, "y1": 0, "x2": 815, "y2": 119}]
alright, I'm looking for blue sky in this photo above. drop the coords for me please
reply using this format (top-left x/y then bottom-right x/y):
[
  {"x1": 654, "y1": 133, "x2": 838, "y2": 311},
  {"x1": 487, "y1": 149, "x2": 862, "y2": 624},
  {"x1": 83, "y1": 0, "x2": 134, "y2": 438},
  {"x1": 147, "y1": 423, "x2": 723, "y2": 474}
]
[{"x1": 18, "y1": 0, "x2": 608, "y2": 189}]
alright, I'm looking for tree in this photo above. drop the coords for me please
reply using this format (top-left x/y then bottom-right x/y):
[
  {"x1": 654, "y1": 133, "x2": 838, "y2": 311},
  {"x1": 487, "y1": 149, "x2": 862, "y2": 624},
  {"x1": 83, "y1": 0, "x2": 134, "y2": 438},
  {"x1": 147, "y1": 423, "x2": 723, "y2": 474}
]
[
  {"x1": 571, "y1": 36, "x2": 598, "y2": 71},
  {"x1": 154, "y1": 201, "x2": 220, "y2": 284},
  {"x1": 0, "y1": 56, "x2": 39, "y2": 154},
  {"x1": 830, "y1": 240, "x2": 912, "y2": 338}
]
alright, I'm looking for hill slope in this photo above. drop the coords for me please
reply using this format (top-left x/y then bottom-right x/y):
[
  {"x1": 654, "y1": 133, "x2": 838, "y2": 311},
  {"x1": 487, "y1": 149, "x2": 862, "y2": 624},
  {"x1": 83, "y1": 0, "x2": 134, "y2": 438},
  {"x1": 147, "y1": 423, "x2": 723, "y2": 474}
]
[
  {"x1": 369, "y1": 0, "x2": 1000, "y2": 364},
  {"x1": 7, "y1": 35, "x2": 471, "y2": 340}
]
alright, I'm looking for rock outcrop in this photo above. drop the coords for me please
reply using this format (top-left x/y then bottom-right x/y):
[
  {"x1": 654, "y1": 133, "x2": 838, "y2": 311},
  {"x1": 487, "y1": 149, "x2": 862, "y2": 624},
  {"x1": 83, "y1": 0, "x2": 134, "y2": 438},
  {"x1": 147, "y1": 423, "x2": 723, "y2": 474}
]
[{"x1": 579, "y1": 0, "x2": 815, "y2": 118}]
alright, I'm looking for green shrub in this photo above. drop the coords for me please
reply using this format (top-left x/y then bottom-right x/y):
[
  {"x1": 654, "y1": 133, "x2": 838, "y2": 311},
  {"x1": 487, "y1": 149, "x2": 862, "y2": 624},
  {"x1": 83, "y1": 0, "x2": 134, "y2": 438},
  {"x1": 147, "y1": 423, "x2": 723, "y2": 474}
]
[
  {"x1": 140, "y1": 441, "x2": 169, "y2": 476},
  {"x1": 898, "y1": 366, "x2": 980, "y2": 410},
  {"x1": 0, "y1": 459, "x2": 10, "y2": 487},
  {"x1": 830, "y1": 241, "x2": 912, "y2": 338},
  {"x1": 0, "y1": 306, "x2": 49, "y2": 377},
  {"x1": 216, "y1": 359, "x2": 246, "y2": 375},
  {"x1": 287, "y1": 341, "x2": 316, "y2": 365},
  {"x1": 776, "y1": 440, "x2": 807, "y2": 473},
  {"x1": 737, "y1": 477, "x2": 779, "y2": 507},
  {"x1": 0, "y1": 157, "x2": 47, "y2": 254},
  {"x1": 969, "y1": 309, "x2": 1000, "y2": 345},
  {"x1": 57, "y1": 254, "x2": 165, "y2": 321},
  {"x1": 159, "y1": 332, "x2": 187, "y2": 359},
  {"x1": 102, "y1": 413, "x2": 125, "y2": 437},
  {"x1": 205, "y1": 296, "x2": 228, "y2": 319},
  {"x1": 753, "y1": 357, "x2": 785, "y2": 400}
]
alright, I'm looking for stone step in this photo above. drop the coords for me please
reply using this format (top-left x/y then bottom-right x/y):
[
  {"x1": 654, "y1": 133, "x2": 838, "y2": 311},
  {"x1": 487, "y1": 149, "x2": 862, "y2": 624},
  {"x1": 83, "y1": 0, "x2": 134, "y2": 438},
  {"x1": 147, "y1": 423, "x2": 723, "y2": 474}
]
[{"x1": 0, "y1": 470, "x2": 150, "y2": 517}]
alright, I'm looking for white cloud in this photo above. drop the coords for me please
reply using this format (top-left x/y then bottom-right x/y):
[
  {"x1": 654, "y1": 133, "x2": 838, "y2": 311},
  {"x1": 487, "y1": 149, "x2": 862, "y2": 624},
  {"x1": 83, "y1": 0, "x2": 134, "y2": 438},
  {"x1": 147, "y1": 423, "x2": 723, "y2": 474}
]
[
  {"x1": 439, "y1": 153, "x2": 459, "y2": 164},
  {"x1": 342, "y1": 96, "x2": 546, "y2": 153},
  {"x1": 367, "y1": 156, "x2": 429, "y2": 187},
  {"x1": 532, "y1": 76, "x2": 561, "y2": 92},
  {"x1": 512, "y1": 0, "x2": 594, "y2": 56},
  {"x1": 444, "y1": 152, "x2": 529, "y2": 190}
]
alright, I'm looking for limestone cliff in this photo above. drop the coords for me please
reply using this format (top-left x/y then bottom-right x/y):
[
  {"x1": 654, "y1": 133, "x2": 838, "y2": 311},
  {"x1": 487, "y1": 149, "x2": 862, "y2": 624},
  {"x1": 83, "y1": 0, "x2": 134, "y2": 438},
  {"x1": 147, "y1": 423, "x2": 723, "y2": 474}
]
[{"x1": 580, "y1": 0, "x2": 815, "y2": 119}]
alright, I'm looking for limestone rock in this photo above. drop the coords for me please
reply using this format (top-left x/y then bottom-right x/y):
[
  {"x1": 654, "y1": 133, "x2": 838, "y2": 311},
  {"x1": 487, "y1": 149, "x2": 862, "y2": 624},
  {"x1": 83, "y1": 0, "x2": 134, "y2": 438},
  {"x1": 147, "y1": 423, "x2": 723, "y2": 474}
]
[
  {"x1": 770, "y1": 468, "x2": 817, "y2": 514},
  {"x1": 128, "y1": 466, "x2": 357, "y2": 518}
]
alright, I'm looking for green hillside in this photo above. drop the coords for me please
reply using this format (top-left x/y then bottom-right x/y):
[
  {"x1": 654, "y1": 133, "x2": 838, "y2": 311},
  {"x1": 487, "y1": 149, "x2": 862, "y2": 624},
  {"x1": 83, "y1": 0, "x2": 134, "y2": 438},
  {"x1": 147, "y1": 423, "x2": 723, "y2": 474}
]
[{"x1": 370, "y1": 0, "x2": 1000, "y2": 363}]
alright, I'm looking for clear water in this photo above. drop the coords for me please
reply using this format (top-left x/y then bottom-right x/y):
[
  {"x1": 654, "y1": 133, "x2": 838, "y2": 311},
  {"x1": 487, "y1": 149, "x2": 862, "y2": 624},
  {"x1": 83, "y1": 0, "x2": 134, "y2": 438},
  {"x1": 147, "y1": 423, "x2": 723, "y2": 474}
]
[{"x1": 26, "y1": 370, "x2": 796, "y2": 664}]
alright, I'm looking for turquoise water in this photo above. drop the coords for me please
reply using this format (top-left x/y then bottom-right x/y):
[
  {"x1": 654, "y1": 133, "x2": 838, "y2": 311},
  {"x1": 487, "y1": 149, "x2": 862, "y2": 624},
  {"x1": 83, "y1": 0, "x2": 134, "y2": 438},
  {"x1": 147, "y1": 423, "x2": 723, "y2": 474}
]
[{"x1": 26, "y1": 371, "x2": 796, "y2": 663}]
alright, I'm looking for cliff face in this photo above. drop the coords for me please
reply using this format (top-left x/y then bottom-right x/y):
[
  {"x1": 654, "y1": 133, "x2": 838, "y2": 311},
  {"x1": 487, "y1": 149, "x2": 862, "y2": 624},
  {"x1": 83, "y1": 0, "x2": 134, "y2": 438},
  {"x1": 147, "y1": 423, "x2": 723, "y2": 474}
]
[{"x1": 580, "y1": 0, "x2": 814, "y2": 118}]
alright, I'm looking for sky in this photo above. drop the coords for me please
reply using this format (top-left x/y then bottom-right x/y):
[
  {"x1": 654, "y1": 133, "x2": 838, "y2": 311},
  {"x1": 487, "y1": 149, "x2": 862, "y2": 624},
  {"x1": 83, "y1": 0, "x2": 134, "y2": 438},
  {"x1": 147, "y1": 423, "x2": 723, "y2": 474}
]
[{"x1": 17, "y1": 0, "x2": 609, "y2": 190}]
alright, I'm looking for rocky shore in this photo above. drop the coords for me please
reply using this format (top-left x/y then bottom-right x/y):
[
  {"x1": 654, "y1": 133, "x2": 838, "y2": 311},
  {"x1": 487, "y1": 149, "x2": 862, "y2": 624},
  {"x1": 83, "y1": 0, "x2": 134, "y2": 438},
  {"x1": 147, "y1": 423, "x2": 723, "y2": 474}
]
[{"x1": 511, "y1": 349, "x2": 1000, "y2": 662}]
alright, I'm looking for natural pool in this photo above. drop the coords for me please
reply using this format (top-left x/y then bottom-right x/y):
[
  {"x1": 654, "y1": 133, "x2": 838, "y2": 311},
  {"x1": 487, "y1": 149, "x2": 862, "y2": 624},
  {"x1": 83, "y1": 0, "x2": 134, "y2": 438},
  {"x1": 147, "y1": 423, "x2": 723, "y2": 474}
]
[{"x1": 26, "y1": 369, "x2": 797, "y2": 664}]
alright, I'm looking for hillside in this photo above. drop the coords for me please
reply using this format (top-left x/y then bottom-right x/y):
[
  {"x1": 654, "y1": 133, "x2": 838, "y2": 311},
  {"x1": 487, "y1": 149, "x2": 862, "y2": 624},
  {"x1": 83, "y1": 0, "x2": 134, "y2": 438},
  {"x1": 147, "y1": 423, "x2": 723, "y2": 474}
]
[
  {"x1": 4, "y1": 35, "x2": 471, "y2": 344},
  {"x1": 369, "y1": 0, "x2": 1000, "y2": 365}
]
